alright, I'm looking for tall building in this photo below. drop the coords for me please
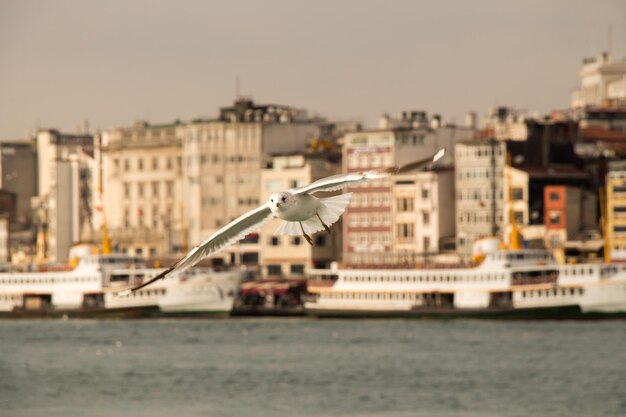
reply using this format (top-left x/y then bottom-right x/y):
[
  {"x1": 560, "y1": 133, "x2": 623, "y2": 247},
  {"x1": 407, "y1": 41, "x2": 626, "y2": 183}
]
[
  {"x1": 606, "y1": 161, "x2": 626, "y2": 262},
  {"x1": 454, "y1": 139, "x2": 506, "y2": 257},
  {"x1": 391, "y1": 168, "x2": 455, "y2": 260},
  {"x1": 544, "y1": 185, "x2": 598, "y2": 258},
  {"x1": 571, "y1": 52, "x2": 626, "y2": 109},
  {"x1": 0, "y1": 215, "x2": 8, "y2": 263},
  {"x1": 0, "y1": 140, "x2": 37, "y2": 227},
  {"x1": 182, "y1": 98, "x2": 325, "y2": 265},
  {"x1": 259, "y1": 153, "x2": 342, "y2": 277},
  {"x1": 342, "y1": 113, "x2": 474, "y2": 267},
  {"x1": 35, "y1": 130, "x2": 95, "y2": 262},
  {"x1": 100, "y1": 121, "x2": 184, "y2": 257}
]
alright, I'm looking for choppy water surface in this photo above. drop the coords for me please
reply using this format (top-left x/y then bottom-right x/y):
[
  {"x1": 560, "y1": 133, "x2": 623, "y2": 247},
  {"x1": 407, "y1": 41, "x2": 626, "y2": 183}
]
[{"x1": 0, "y1": 318, "x2": 625, "y2": 417}]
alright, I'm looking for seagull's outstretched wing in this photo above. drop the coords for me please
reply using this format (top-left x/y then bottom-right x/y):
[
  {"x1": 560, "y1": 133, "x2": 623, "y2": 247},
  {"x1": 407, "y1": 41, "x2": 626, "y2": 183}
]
[
  {"x1": 119, "y1": 203, "x2": 273, "y2": 295},
  {"x1": 293, "y1": 148, "x2": 445, "y2": 195}
]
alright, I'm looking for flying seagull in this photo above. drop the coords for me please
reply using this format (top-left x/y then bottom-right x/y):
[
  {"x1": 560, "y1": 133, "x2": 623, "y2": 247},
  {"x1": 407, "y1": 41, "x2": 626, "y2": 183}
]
[{"x1": 119, "y1": 148, "x2": 445, "y2": 295}]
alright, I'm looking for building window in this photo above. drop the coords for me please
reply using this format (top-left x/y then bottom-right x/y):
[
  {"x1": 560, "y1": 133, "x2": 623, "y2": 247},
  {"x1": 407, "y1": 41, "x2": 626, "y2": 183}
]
[
  {"x1": 512, "y1": 188, "x2": 524, "y2": 200},
  {"x1": 123, "y1": 183, "x2": 130, "y2": 198},
  {"x1": 315, "y1": 235, "x2": 326, "y2": 246},
  {"x1": 152, "y1": 157, "x2": 158, "y2": 170},
  {"x1": 269, "y1": 236, "x2": 280, "y2": 246},
  {"x1": 152, "y1": 181, "x2": 159, "y2": 197},
  {"x1": 138, "y1": 158, "x2": 144, "y2": 171},
  {"x1": 549, "y1": 191, "x2": 560, "y2": 201},
  {"x1": 423, "y1": 236, "x2": 431, "y2": 251},
  {"x1": 421, "y1": 188, "x2": 429, "y2": 199},
  {"x1": 267, "y1": 264, "x2": 282, "y2": 276},
  {"x1": 397, "y1": 223, "x2": 414, "y2": 240},
  {"x1": 124, "y1": 159, "x2": 130, "y2": 171},
  {"x1": 549, "y1": 211, "x2": 561, "y2": 225},
  {"x1": 266, "y1": 179, "x2": 282, "y2": 192},
  {"x1": 137, "y1": 182, "x2": 144, "y2": 198},
  {"x1": 422, "y1": 212, "x2": 430, "y2": 226},
  {"x1": 290, "y1": 264, "x2": 305, "y2": 275},
  {"x1": 291, "y1": 236, "x2": 302, "y2": 246},
  {"x1": 166, "y1": 157, "x2": 173, "y2": 170},
  {"x1": 397, "y1": 197, "x2": 414, "y2": 212}
]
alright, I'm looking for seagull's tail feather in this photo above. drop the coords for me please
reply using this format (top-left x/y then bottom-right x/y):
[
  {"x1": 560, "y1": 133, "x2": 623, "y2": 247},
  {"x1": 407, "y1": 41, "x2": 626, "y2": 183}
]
[{"x1": 275, "y1": 220, "x2": 301, "y2": 236}]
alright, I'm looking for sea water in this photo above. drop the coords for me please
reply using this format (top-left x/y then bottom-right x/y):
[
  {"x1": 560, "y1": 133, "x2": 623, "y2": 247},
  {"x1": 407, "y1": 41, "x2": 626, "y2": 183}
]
[{"x1": 0, "y1": 318, "x2": 625, "y2": 417}]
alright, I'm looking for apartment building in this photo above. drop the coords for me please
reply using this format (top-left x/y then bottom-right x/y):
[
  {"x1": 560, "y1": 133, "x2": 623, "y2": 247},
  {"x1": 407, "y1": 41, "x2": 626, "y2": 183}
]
[
  {"x1": 342, "y1": 113, "x2": 474, "y2": 267},
  {"x1": 571, "y1": 52, "x2": 626, "y2": 109},
  {"x1": 392, "y1": 168, "x2": 455, "y2": 257},
  {"x1": 607, "y1": 161, "x2": 626, "y2": 262},
  {"x1": 544, "y1": 185, "x2": 598, "y2": 257},
  {"x1": 0, "y1": 140, "x2": 37, "y2": 228},
  {"x1": 100, "y1": 121, "x2": 184, "y2": 257},
  {"x1": 182, "y1": 98, "x2": 324, "y2": 265},
  {"x1": 259, "y1": 153, "x2": 341, "y2": 277},
  {"x1": 36, "y1": 130, "x2": 95, "y2": 262},
  {"x1": 455, "y1": 139, "x2": 507, "y2": 257}
]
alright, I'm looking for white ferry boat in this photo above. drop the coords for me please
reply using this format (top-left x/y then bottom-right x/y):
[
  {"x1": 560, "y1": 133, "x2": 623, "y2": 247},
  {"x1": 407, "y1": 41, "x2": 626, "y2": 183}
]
[
  {"x1": 304, "y1": 249, "x2": 626, "y2": 318},
  {"x1": 0, "y1": 253, "x2": 244, "y2": 318}
]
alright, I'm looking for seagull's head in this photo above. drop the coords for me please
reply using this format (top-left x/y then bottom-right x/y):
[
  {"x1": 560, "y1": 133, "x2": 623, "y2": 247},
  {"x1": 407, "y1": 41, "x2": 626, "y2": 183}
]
[{"x1": 268, "y1": 192, "x2": 292, "y2": 213}]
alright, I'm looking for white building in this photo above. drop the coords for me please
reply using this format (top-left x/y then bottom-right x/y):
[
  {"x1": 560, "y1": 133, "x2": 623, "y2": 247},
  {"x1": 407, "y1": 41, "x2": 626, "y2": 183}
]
[
  {"x1": 100, "y1": 121, "x2": 185, "y2": 257},
  {"x1": 571, "y1": 52, "x2": 626, "y2": 109},
  {"x1": 0, "y1": 215, "x2": 8, "y2": 263},
  {"x1": 393, "y1": 168, "x2": 455, "y2": 256},
  {"x1": 259, "y1": 153, "x2": 342, "y2": 277},
  {"x1": 455, "y1": 139, "x2": 507, "y2": 257},
  {"x1": 36, "y1": 130, "x2": 95, "y2": 262},
  {"x1": 182, "y1": 98, "x2": 324, "y2": 265}
]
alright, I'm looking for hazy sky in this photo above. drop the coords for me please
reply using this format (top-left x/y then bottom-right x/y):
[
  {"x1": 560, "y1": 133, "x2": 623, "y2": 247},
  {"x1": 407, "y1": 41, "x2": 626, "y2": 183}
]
[{"x1": 1, "y1": 0, "x2": 625, "y2": 139}]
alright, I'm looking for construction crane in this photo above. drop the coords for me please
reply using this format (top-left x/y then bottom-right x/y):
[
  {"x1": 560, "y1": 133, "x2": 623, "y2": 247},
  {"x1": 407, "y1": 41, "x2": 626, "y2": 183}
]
[{"x1": 506, "y1": 152, "x2": 522, "y2": 250}]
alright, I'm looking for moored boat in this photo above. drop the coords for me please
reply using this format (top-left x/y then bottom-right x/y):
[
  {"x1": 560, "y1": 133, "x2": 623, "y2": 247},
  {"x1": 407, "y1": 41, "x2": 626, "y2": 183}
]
[
  {"x1": 0, "y1": 253, "x2": 245, "y2": 318},
  {"x1": 304, "y1": 249, "x2": 626, "y2": 318}
]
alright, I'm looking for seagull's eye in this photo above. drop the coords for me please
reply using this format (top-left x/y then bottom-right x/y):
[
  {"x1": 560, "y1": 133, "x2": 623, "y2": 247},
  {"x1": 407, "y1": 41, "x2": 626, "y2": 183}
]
[
  {"x1": 282, "y1": 197, "x2": 286, "y2": 202},
  {"x1": 270, "y1": 199, "x2": 273, "y2": 203}
]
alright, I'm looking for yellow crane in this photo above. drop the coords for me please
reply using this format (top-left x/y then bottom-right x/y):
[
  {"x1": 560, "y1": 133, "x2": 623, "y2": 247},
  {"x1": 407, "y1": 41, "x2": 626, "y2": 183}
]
[{"x1": 506, "y1": 152, "x2": 522, "y2": 250}]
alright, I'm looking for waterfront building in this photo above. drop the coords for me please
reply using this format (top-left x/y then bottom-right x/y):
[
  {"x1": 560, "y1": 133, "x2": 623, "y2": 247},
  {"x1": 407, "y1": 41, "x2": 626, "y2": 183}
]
[
  {"x1": 342, "y1": 112, "x2": 474, "y2": 267},
  {"x1": 100, "y1": 121, "x2": 185, "y2": 257},
  {"x1": 35, "y1": 130, "x2": 95, "y2": 262},
  {"x1": 454, "y1": 139, "x2": 506, "y2": 257},
  {"x1": 391, "y1": 168, "x2": 455, "y2": 259},
  {"x1": 571, "y1": 52, "x2": 626, "y2": 110},
  {"x1": 606, "y1": 161, "x2": 626, "y2": 262},
  {"x1": 182, "y1": 97, "x2": 325, "y2": 266},
  {"x1": 544, "y1": 185, "x2": 599, "y2": 261},
  {"x1": 259, "y1": 153, "x2": 342, "y2": 277},
  {"x1": 0, "y1": 214, "x2": 9, "y2": 263},
  {"x1": 0, "y1": 140, "x2": 37, "y2": 228}
]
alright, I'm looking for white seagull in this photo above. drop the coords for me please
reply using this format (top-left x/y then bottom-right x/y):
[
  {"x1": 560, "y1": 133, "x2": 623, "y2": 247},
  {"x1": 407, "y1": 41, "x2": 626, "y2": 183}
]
[{"x1": 119, "y1": 148, "x2": 446, "y2": 295}]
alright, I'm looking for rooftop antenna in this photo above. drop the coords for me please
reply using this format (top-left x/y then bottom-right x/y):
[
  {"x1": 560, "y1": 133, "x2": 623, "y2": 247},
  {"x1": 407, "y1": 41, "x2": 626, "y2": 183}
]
[{"x1": 606, "y1": 23, "x2": 613, "y2": 56}]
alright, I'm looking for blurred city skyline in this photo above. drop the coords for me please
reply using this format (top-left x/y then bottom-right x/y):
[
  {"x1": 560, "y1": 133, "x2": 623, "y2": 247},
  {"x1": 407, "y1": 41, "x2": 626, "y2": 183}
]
[{"x1": 1, "y1": 0, "x2": 625, "y2": 140}]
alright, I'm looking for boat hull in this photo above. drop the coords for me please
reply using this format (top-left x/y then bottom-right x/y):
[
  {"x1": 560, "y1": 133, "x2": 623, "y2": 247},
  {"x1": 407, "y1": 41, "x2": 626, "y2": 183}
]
[
  {"x1": 305, "y1": 304, "x2": 626, "y2": 319},
  {"x1": 0, "y1": 306, "x2": 231, "y2": 319}
]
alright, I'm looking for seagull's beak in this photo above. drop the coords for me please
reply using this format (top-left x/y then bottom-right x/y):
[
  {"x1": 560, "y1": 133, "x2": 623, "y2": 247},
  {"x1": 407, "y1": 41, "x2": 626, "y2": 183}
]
[{"x1": 276, "y1": 203, "x2": 281, "y2": 208}]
